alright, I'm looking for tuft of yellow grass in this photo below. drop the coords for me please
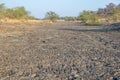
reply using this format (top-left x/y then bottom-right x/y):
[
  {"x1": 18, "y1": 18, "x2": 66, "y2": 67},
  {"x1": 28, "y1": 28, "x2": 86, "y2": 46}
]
[{"x1": 0, "y1": 18, "x2": 53, "y2": 24}]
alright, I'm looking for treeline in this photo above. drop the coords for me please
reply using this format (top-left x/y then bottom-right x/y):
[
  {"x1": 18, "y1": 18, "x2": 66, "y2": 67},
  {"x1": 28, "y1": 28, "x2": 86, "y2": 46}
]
[
  {"x1": 44, "y1": 3, "x2": 120, "y2": 25},
  {"x1": 44, "y1": 11, "x2": 77, "y2": 22},
  {"x1": 1, "y1": 3, "x2": 120, "y2": 24},
  {"x1": 0, "y1": 3, "x2": 37, "y2": 20},
  {"x1": 78, "y1": 3, "x2": 120, "y2": 25}
]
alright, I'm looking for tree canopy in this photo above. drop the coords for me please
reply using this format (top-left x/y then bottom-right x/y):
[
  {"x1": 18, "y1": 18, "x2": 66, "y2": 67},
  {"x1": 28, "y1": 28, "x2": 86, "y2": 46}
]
[
  {"x1": 0, "y1": 3, "x2": 37, "y2": 20},
  {"x1": 78, "y1": 3, "x2": 120, "y2": 25},
  {"x1": 45, "y1": 11, "x2": 59, "y2": 22}
]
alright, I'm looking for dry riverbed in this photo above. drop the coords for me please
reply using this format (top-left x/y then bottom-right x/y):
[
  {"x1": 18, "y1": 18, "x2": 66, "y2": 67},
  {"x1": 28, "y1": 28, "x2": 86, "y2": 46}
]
[{"x1": 0, "y1": 21, "x2": 120, "y2": 80}]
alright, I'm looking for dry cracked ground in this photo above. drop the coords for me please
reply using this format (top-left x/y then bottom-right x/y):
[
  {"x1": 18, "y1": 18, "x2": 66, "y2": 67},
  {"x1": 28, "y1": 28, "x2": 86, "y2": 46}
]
[{"x1": 0, "y1": 22, "x2": 120, "y2": 80}]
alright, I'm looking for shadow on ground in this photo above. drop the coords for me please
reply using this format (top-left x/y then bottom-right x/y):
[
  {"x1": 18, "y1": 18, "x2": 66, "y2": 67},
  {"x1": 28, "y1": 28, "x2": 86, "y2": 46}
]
[{"x1": 58, "y1": 28, "x2": 120, "y2": 32}]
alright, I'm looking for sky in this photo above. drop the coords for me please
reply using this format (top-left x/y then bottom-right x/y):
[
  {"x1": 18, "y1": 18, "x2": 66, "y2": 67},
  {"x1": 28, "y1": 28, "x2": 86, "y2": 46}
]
[{"x1": 0, "y1": 0, "x2": 120, "y2": 19}]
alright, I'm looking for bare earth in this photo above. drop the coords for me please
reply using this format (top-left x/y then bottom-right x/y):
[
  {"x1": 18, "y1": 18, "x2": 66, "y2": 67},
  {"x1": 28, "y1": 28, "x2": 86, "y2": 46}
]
[{"x1": 0, "y1": 22, "x2": 120, "y2": 80}]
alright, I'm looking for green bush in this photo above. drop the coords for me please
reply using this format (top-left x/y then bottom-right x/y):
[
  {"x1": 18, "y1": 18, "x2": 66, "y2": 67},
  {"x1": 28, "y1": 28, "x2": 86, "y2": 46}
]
[
  {"x1": 78, "y1": 11, "x2": 104, "y2": 25},
  {"x1": 45, "y1": 11, "x2": 59, "y2": 22},
  {"x1": 0, "y1": 3, "x2": 36, "y2": 20},
  {"x1": 108, "y1": 8, "x2": 120, "y2": 22}
]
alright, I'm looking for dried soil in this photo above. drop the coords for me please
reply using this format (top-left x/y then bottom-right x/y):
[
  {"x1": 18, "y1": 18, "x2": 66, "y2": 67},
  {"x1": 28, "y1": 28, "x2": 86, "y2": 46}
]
[{"x1": 0, "y1": 22, "x2": 120, "y2": 80}]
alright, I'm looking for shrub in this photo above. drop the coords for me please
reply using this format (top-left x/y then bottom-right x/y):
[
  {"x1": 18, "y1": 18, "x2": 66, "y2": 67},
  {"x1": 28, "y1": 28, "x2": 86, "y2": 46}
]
[{"x1": 44, "y1": 11, "x2": 59, "y2": 22}]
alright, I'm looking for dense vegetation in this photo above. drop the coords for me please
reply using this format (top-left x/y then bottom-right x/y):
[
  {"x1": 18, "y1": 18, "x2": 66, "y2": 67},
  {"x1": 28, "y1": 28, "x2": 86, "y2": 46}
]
[
  {"x1": 0, "y1": 3, "x2": 37, "y2": 20},
  {"x1": 78, "y1": 3, "x2": 120, "y2": 25},
  {"x1": 59, "y1": 3, "x2": 120, "y2": 25}
]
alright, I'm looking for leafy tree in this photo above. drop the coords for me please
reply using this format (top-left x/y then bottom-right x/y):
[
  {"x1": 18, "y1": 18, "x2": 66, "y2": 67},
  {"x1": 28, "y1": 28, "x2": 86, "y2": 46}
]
[
  {"x1": 79, "y1": 11, "x2": 91, "y2": 23},
  {"x1": 0, "y1": 4, "x2": 37, "y2": 20},
  {"x1": 45, "y1": 11, "x2": 59, "y2": 22},
  {"x1": 106, "y1": 3, "x2": 116, "y2": 10},
  {"x1": 90, "y1": 14, "x2": 100, "y2": 23},
  {"x1": 97, "y1": 8, "x2": 105, "y2": 15},
  {"x1": 79, "y1": 11, "x2": 103, "y2": 25},
  {"x1": 108, "y1": 8, "x2": 120, "y2": 22},
  {"x1": 5, "y1": 8, "x2": 15, "y2": 19},
  {"x1": 78, "y1": 3, "x2": 120, "y2": 25},
  {"x1": 13, "y1": 7, "x2": 30, "y2": 19}
]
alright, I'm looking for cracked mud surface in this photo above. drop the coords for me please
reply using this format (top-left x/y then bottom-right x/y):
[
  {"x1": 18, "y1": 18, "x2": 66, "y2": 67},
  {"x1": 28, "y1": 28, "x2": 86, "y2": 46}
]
[{"x1": 0, "y1": 22, "x2": 120, "y2": 80}]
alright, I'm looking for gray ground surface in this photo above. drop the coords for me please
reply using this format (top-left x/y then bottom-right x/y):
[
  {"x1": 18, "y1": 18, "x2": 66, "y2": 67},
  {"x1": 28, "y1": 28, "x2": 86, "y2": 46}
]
[{"x1": 0, "y1": 22, "x2": 120, "y2": 80}]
